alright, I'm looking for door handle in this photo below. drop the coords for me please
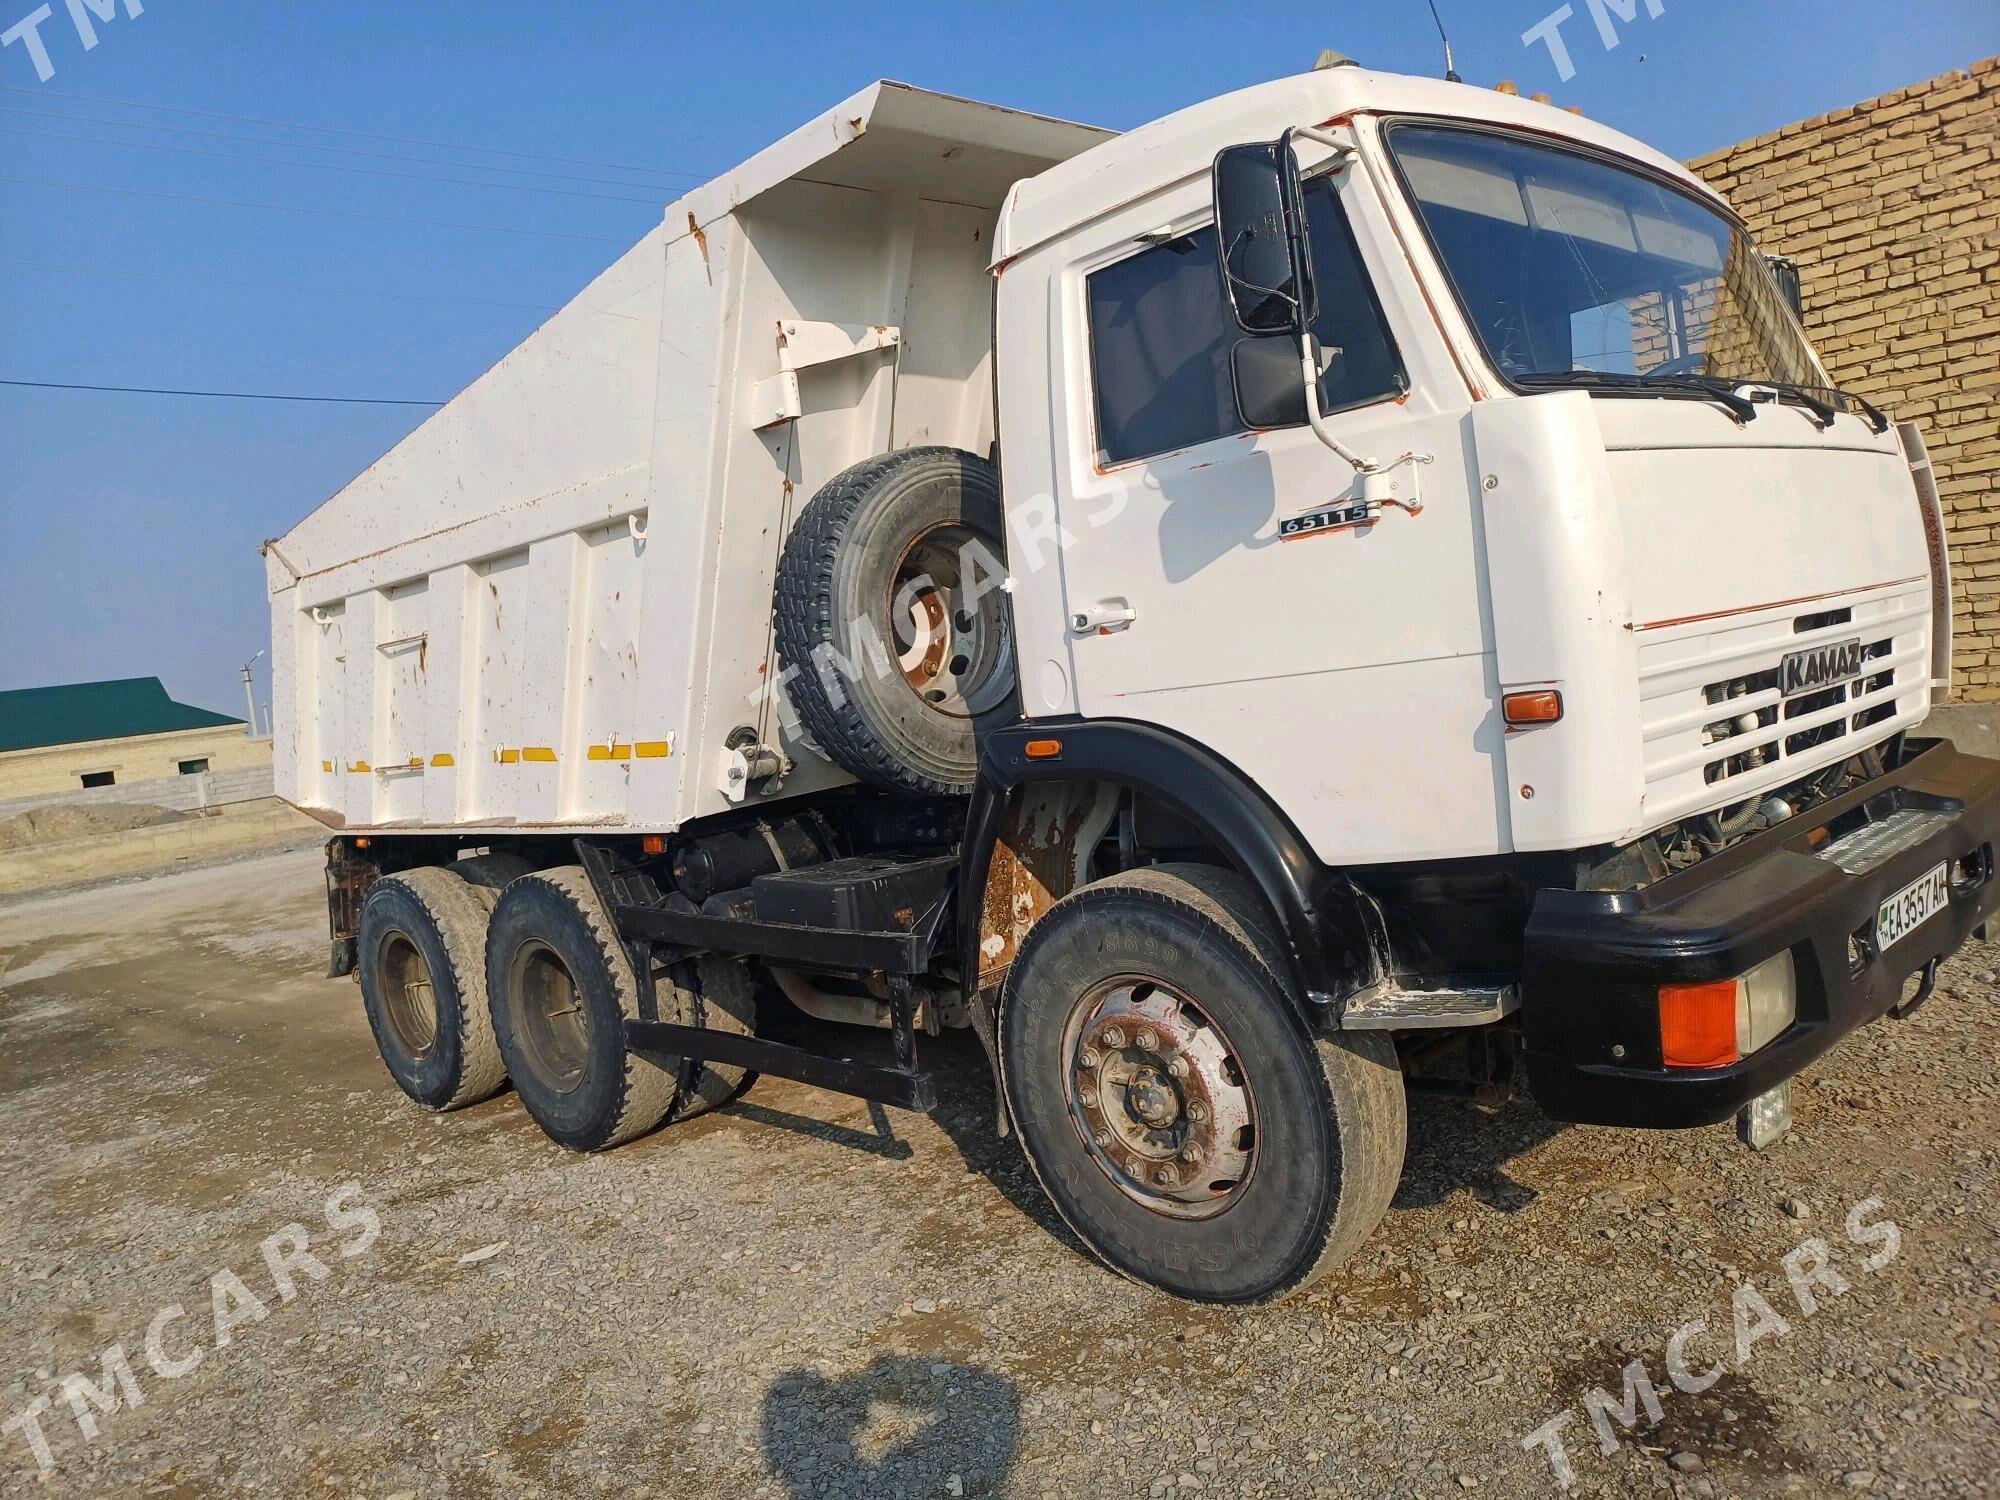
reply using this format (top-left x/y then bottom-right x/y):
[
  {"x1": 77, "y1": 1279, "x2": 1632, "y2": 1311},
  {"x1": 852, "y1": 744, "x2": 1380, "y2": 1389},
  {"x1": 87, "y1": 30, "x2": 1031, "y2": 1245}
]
[{"x1": 1072, "y1": 600, "x2": 1137, "y2": 636}]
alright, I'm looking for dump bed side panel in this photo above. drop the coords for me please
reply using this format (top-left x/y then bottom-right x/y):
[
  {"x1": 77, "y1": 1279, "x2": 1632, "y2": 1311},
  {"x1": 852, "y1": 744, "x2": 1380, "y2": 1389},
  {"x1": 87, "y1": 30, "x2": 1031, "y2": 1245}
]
[{"x1": 269, "y1": 229, "x2": 678, "y2": 829}]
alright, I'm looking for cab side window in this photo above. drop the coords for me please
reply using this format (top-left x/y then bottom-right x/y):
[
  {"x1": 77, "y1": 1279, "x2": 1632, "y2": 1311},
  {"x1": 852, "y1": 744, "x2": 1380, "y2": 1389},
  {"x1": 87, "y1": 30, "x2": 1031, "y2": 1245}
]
[
  {"x1": 1086, "y1": 178, "x2": 1405, "y2": 466},
  {"x1": 1087, "y1": 227, "x2": 1238, "y2": 467}
]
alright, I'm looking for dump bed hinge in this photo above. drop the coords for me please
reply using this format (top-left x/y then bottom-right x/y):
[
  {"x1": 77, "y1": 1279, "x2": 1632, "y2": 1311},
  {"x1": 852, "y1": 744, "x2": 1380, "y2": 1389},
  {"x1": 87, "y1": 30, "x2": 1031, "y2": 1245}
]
[{"x1": 751, "y1": 320, "x2": 902, "y2": 429}]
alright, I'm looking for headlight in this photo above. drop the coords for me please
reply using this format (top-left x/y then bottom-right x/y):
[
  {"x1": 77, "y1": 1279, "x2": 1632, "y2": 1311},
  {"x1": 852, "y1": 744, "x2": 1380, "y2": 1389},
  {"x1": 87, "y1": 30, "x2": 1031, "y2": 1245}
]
[{"x1": 1736, "y1": 951, "x2": 1797, "y2": 1056}]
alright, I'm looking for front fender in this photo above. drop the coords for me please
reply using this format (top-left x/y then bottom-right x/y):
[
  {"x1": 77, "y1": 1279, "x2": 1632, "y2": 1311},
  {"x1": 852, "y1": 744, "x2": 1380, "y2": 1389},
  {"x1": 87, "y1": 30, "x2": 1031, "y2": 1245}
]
[{"x1": 960, "y1": 718, "x2": 1383, "y2": 1011}]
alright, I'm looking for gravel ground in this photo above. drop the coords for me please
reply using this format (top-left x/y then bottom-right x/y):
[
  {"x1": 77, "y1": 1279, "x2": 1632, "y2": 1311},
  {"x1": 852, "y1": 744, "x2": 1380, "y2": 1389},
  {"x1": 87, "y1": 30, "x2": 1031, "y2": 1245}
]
[{"x1": 0, "y1": 848, "x2": 1994, "y2": 1498}]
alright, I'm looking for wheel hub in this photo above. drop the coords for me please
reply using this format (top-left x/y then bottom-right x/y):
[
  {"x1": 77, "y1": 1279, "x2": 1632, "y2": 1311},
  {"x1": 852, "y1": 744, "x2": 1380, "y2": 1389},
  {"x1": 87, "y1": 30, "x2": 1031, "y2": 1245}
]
[
  {"x1": 377, "y1": 930, "x2": 438, "y2": 1059},
  {"x1": 1063, "y1": 979, "x2": 1256, "y2": 1219},
  {"x1": 887, "y1": 523, "x2": 1013, "y2": 721}
]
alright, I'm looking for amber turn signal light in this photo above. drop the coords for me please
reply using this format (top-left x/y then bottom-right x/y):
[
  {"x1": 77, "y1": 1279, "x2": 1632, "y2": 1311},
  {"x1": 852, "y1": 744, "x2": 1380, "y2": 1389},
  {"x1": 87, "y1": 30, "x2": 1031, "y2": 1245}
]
[
  {"x1": 641, "y1": 834, "x2": 666, "y2": 856},
  {"x1": 1659, "y1": 980, "x2": 1741, "y2": 1069},
  {"x1": 1024, "y1": 738, "x2": 1063, "y2": 760},
  {"x1": 1503, "y1": 690, "x2": 1564, "y2": 727}
]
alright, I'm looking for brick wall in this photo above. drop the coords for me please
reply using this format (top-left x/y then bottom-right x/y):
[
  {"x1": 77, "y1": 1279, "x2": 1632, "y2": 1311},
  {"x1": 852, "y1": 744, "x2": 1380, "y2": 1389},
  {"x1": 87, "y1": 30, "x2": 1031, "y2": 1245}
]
[{"x1": 1688, "y1": 58, "x2": 2000, "y2": 699}]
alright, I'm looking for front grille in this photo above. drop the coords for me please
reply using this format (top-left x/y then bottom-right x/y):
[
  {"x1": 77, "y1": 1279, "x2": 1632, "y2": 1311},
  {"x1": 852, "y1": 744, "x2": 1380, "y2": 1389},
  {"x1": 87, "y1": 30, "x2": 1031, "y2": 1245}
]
[
  {"x1": 1640, "y1": 582, "x2": 1931, "y2": 826},
  {"x1": 1699, "y1": 632, "x2": 1896, "y2": 788}
]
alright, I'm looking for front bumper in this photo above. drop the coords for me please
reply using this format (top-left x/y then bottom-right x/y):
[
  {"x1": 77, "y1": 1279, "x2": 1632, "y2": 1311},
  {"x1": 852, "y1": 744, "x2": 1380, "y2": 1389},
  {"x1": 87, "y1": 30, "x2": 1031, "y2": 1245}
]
[{"x1": 1522, "y1": 738, "x2": 2000, "y2": 1129}]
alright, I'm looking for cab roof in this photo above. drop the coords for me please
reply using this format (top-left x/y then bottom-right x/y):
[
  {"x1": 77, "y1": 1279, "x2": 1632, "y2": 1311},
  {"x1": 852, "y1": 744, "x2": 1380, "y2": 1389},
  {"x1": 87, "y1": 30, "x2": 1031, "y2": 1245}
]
[{"x1": 993, "y1": 66, "x2": 1720, "y2": 264}]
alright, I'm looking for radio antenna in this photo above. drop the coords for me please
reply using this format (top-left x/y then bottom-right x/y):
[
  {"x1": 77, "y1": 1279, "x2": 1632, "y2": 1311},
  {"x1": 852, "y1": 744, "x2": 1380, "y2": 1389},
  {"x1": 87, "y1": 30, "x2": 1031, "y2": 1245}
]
[{"x1": 1426, "y1": 0, "x2": 1464, "y2": 83}]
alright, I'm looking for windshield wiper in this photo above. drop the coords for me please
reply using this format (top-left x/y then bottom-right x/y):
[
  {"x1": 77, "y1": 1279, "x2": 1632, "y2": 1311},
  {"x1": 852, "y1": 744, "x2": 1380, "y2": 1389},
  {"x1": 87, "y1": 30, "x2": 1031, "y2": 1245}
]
[
  {"x1": 1517, "y1": 369, "x2": 1758, "y2": 423},
  {"x1": 1715, "y1": 378, "x2": 1837, "y2": 429},
  {"x1": 1755, "y1": 379, "x2": 1890, "y2": 435}
]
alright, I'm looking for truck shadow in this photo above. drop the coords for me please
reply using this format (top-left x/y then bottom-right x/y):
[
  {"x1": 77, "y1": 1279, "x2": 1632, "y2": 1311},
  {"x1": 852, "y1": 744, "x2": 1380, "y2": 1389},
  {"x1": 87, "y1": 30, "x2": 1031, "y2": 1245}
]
[
  {"x1": 759, "y1": 1355, "x2": 1020, "y2": 1500},
  {"x1": 1394, "y1": 1094, "x2": 1568, "y2": 1212},
  {"x1": 736, "y1": 1006, "x2": 1567, "y2": 1254},
  {"x1": 743, "y1": 1004, "x2": 1092, "y2": 1256}
]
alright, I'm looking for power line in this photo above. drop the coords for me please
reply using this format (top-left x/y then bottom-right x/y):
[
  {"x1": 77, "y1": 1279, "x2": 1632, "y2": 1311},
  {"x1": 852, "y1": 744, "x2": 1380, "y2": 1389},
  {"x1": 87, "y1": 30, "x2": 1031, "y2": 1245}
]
[
  {"x1": 0, "y1": 378, "x2": 444, "y2": 406},
  {"x1": 0, "y1": 124, "x2": 668, "y2": 205},
  {"x1": 0, "y1": 175, "x2": 634, "y2": 244},
  {"x1": 0, "y1": 103, "x2": 689, "y2": 190},
  {"x1": 0, "y1": 82, "x2": 702, "y2": 180},
  {"x1": 0, "y1": 256, "x2": 557, "y2": 314}
]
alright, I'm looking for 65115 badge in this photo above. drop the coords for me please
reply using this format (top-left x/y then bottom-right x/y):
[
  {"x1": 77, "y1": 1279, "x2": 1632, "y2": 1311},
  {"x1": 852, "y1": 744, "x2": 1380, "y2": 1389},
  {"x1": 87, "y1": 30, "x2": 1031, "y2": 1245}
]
[{"x1": 1278, "y1": 500, "x2": 1380, "y2": 542}]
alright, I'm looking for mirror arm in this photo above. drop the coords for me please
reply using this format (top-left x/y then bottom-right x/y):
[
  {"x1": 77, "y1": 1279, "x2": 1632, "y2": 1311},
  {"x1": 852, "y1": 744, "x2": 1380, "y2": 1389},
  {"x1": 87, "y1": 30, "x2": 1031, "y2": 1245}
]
[
  {"x1": 1299, "y1": 335, "x2": 1377, "y2": 475},
  {"x1": 1298, "y1": 333, "x2": 1436, "y2": 498},
  {"x1": 1289, "y1": 125, "x2": 1356, "y2": 165}
]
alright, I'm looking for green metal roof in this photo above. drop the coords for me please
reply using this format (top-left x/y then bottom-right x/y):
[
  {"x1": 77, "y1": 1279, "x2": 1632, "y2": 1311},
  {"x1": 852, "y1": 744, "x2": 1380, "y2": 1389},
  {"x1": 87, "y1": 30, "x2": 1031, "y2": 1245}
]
[{"x1": 0, "y1": 678, "x2": 243, "y2": 755}]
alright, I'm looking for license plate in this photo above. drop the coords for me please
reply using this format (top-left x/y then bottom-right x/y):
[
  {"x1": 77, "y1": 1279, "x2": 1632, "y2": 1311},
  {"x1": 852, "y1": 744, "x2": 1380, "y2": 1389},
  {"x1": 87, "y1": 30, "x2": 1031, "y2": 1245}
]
[
  {"x1": 1781, "y1": 637, "x2": 1863, "y2": 696},
  {"x1": 1875, "y1": 862, "x2": 1949, "y2": 953}
]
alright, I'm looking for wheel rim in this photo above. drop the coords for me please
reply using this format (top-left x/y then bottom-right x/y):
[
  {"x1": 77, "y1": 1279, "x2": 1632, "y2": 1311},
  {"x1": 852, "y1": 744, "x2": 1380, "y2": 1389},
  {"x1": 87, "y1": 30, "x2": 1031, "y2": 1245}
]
[
  {"x1": 1060, "y1": 976, "x2": 1258, "y2": 1220},
  {"x1": 510, "y1": 940, "x2": 590, "y2": 1094},
  {"x1": 377, "y1": 931, "x2": 439, "y2": 1059},
  {"x1": 887, "y1": 522, "x2": 1013, "y2": 721}
]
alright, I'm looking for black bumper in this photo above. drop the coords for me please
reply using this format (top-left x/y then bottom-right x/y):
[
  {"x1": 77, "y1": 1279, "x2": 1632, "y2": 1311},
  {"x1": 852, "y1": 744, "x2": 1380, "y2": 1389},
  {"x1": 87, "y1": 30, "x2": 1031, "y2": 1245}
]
[{"x1": 1522, "y1": 739, "x2": 2000, "y2": 1129}]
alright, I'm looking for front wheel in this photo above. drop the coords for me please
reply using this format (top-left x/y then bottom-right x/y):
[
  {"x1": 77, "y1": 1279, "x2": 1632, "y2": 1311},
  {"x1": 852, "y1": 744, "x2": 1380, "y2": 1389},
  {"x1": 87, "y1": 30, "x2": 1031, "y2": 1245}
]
[{"x1": 999, "y1": 865, "x2": 1407, "y2": 1305}]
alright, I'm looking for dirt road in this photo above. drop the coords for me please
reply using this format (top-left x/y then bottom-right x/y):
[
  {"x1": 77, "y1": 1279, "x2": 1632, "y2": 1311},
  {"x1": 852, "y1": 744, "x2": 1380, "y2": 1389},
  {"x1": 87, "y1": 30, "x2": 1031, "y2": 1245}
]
[{"x1": 0, "y1": 849, "x2": 1994, "y2": 1497}]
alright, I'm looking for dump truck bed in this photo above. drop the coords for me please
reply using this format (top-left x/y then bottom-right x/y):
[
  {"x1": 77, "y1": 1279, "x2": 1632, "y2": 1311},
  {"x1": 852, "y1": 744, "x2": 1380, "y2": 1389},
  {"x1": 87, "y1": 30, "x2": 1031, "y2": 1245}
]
[{"x1": 263, "y1": 81, "x2": 1108, "y2": 835}]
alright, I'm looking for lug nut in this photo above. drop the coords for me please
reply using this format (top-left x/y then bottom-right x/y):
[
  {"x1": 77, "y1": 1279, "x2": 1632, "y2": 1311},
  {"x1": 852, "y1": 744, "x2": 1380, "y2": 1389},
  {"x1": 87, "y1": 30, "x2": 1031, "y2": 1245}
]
[
  {"x1": 1166, "y1": 1056, "x2": 1189, "y2": 1079},
  {"x1": 1180, "y1": 1144, "x2": 1202, "y2": 1164},
  {"x1": 1094, "y1": 1130, "x2": 1112, "y2": 1148},
  {"x1": 1187, "y1": 1100, "x2": 1209, "y2": 1122},
  {"x1": 1154, "y1": 1166, "x2": 1176, "y2": 1186},
  {"x1": 1102, "y1": 1026, "x2": 1125, "y2": 1049},
  {"x1": 1079, "y1": 1048, "x2": 1101, "y2": 1069},
  {"x1": 1135, "y1": 1029, "x2": 1157, "y2": 1051},
  {"x1": 1079, "y1": 1088, "x2": 1098, "y2": 1108}
]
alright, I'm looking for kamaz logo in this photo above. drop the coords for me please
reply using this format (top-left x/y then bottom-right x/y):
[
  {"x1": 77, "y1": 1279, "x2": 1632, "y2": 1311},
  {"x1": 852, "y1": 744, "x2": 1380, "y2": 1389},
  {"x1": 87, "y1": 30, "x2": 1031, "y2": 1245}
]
[{"x1": 1780, "y1": 638, "x2": 1864, "y2": 696}]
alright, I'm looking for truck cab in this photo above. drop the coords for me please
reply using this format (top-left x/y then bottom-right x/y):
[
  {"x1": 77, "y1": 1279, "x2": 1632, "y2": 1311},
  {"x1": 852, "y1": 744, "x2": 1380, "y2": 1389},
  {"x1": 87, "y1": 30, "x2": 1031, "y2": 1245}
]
[{"x1": 993, "y1": 66, "x2": 1943, "y2": 868}]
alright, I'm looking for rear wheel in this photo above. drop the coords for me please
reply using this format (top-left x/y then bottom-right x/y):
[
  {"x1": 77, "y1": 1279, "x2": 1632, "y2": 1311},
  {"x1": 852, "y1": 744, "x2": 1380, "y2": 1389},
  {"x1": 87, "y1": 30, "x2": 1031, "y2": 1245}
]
[
  {"x1": 357, "y1": 868, "x2": 507, "y2": 1112},
  {"x1": 454, "y1": 851, "x2": 535, "y2": 896},
  {"x1": 999, "y1": 865, "x2": 1407, "y2": 1305},
  {"x1": 668, "y1": 958, "x2": 758, "y2": 1120},
  {"x1": 485, "y1": 867, "x2": 684, "y2": 1150}
]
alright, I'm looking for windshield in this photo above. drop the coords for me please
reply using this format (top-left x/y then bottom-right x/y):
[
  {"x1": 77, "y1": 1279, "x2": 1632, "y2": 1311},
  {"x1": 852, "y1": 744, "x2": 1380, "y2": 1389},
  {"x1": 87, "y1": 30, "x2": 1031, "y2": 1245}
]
[{"x1": 1385, "y1": 123, "x2": 1818, "y2": 390}]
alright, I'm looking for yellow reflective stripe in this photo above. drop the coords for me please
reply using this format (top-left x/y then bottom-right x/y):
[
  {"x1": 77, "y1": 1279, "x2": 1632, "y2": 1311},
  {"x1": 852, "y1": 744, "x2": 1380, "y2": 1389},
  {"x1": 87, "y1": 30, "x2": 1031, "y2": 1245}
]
[
  {"x1": 587, "y1": 743, "x2": 634, "y2": 761},
  {"x1": 521, "y1": 746, "x2": 558, "y2": 763},
  {"x1": 634, "y1": 740, "x2": 671, "y2": 759},
  {"x1": 496, "y1": 748, "x2": 520, "y2": 765},
  {"x1": 320, "y1": 760, "x2": 334, "y2": 773},
  {"x1": 430, "y1": 753, "x2": 455, "y2": 767},
  {"x1": 346, "y1": 761, "x2": 371, "y2": 774}
]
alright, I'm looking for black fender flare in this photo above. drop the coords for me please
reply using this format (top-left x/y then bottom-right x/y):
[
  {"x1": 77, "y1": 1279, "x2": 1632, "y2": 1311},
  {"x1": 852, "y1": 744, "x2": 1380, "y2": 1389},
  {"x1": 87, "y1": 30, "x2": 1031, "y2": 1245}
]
[{"x1": 959, "y1": 718, "x2": 1383, "y2": 1013}]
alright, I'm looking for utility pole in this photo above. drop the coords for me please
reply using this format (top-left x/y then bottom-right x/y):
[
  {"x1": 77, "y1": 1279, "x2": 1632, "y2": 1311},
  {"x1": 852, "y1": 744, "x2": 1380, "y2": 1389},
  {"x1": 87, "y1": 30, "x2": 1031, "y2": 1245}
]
[{"x1": 241, "y1": 651, "x2": 264, "y2": 738}]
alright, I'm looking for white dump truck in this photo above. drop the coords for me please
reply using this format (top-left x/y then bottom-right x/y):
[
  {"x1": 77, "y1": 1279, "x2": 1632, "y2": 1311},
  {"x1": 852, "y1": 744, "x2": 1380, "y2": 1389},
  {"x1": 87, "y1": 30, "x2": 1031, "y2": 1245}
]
[{"x1": 266, "y1": 65, "x2": 1999, "y2": 1305}]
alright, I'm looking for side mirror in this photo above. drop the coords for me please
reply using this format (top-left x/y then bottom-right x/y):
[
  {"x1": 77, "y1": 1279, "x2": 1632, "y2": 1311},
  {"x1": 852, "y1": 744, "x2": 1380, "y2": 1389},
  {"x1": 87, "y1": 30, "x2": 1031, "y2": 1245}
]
[
  {"x1": 1232, "y1": 336, "x2": 1311, "y2": 428},
  {"x1": 1212, "y1": 136, "x2": 1314, "y2": 336},
  {"x1": 1762, "y1": 253, "x2": 1804, "y2": 320}
]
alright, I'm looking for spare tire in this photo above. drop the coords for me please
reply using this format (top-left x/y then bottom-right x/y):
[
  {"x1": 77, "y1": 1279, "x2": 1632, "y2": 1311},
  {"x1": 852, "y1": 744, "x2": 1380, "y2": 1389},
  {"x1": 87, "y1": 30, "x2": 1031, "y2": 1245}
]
[{"x1": 775, "y1": 447, "x2": 1017, "y2": 797}]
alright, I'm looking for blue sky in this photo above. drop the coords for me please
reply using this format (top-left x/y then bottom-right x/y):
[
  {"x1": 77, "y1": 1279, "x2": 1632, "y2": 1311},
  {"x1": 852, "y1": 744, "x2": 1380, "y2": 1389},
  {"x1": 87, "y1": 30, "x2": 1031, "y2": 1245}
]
[{"x1": 1, "y1": 0, "x2": 1994, "y2": 718}]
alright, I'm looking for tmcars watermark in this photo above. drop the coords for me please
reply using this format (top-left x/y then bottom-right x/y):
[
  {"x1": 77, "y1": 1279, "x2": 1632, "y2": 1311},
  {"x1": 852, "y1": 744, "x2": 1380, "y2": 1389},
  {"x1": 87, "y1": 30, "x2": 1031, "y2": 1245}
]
[
  {"x1": 1, "y1": 1182, "x2": 381, "y2": 1476},
  {"x1": 3, "y1": 0, "x2": 143, "y2": 83},
  {"x1": 1520, "y1": 1196, "x2": 1903, "y2": 1488},
  {"x1": 1522, "y1": 0, "x2": 1666, "y2": 84}
]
